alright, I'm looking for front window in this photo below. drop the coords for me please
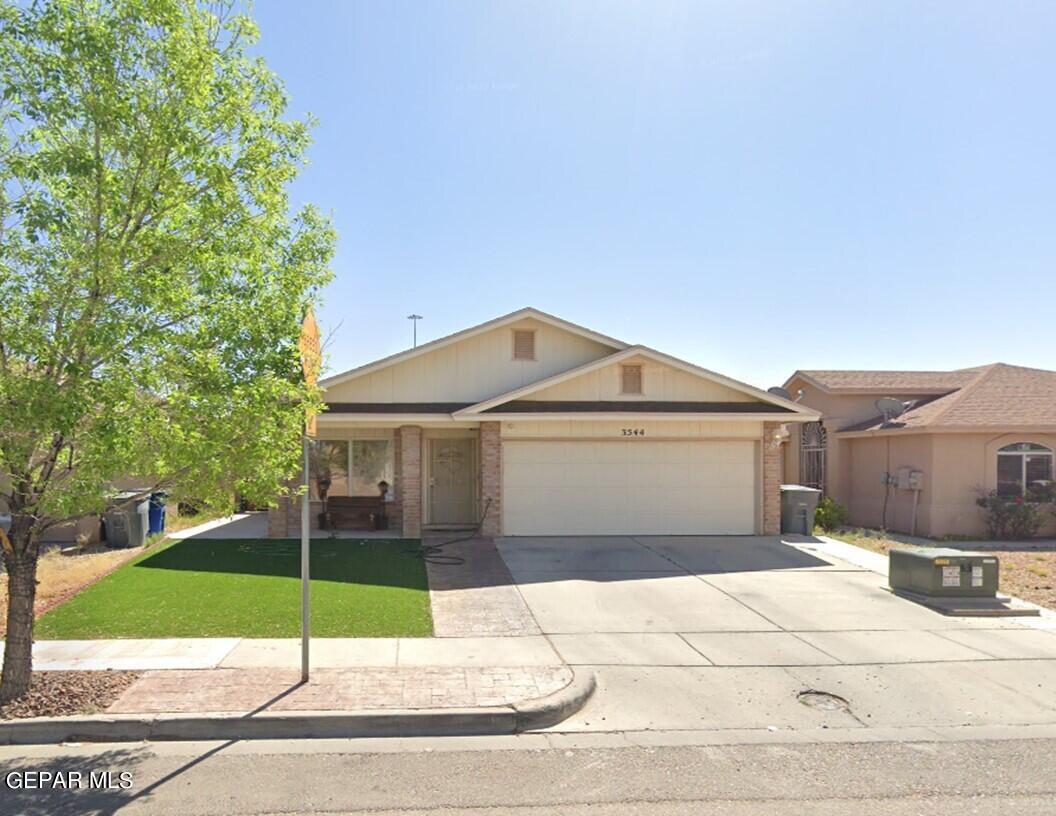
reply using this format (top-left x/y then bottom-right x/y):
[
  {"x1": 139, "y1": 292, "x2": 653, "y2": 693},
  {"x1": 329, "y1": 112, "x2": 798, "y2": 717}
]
[
  {"x1": 350, "y1": 439, "x2": 393, "y2": 495},
  {"x1": 996, "y1": 442, "x2": 1054, "y2": 498},
  {"x1": 309, "y1": 437, "x2": 393, "y2": 500}
]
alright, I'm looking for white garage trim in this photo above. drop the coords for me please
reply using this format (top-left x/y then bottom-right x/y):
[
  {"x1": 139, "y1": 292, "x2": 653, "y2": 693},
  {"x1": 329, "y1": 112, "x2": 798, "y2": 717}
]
[{"x1": 502, "y1": 438, "x2": 759, "y2": 536}]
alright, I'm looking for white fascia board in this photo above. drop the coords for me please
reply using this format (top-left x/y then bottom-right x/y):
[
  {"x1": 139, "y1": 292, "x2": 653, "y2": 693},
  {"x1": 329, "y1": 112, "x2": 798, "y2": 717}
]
[
  {"x1": 482, "y1": 412, "x2": 816, "y2": 422},
  {"x1": 315, "y1": 414, "x2": 468, "y2": 425},
  {"x1": 319, "y1": 307, "x2": 628, "y2": 390}
]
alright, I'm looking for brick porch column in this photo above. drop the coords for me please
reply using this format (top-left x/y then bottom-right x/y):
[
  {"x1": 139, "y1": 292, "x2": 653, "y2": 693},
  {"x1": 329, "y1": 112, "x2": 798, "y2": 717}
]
[
  {"x1": 267, "y1": 495, "x2": 289, "y2": 539},
  {"x1": 398, "y1": 426, "x2": 422, "y2": 537},
  {"x1": 479, "y1": 421, "x2": 502, "y2": 537},
  {"x1": 762, "y1": 422, "x2": 783, "y2": 535}
]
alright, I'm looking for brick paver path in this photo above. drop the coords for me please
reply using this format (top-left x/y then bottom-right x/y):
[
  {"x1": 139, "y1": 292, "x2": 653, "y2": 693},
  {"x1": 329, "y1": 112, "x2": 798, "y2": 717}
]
[
  {"x1": 107, "y1": 666, "x2": 572, "y2": 714},
  {"x1": 423, "y1": 536, "x2": 541, "y2": 637}
]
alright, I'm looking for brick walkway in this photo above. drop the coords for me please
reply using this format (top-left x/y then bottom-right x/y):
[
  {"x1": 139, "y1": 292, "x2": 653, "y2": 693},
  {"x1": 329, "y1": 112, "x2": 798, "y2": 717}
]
[
  {"x1": 107, "y1": 666, "x2": 572, "y2": 714},
  {"x1": 424, "y1": 536, "x2": 541, "y2": 637}
]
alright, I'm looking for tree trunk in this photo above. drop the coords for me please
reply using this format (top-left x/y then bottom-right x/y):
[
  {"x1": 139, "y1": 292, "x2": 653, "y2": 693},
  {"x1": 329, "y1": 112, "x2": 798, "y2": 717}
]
[{"x1": 1, "y1": 521, "x2": 39, "y2": 703}]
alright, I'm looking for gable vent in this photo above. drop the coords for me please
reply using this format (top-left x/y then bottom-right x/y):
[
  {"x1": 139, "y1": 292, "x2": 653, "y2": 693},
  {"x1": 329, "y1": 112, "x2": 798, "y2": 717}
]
[
  {"x1": 621, "y1": 364, "x2": 643, "y2": 394},
  {"x1": 512, "y1": 329, "x2": 536, "y2": 361}
]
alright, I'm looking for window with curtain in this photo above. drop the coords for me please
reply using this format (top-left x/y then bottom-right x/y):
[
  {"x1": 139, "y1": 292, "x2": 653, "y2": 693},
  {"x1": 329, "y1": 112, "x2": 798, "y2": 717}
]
[
  {"x1": 309, "y1": 438, "x2": 394, "y2": 500},
  {"x1": 309, "y1": 440, "x2": 349, "y2": 501},
  {"x1": 351, "y1": 439, "x2": 393, "y2": 496},
  {"x1": 996, "y1": 442, "x2": 1054, "y2": 498}
]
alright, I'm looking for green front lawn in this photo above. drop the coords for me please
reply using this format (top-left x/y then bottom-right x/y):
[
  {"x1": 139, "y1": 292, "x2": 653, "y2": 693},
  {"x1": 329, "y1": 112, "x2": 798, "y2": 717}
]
[{"x1": 35, "y1": 538, "x2": 432, "y2": 639}]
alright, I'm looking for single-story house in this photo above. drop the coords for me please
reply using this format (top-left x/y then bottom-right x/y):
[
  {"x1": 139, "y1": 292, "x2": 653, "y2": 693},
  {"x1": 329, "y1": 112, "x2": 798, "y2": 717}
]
[
  {"x1": 268, "y1": 308, "x2": 819, "y2": 538},
  {"x1": 782, "y1": 364, "x2": 1056, "y2": 538}
]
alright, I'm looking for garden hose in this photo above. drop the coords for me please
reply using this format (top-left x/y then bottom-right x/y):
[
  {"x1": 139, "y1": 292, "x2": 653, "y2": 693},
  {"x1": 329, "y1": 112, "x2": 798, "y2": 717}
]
[{"x1": 405, "y1": 499, "x2": 491, "y2": 565}]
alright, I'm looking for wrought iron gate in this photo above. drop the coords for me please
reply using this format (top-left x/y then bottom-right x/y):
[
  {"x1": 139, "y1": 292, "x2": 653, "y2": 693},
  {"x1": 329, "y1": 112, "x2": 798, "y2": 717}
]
[{"x1": 799, "y1": 421, "x2": 827, "y2": 493}]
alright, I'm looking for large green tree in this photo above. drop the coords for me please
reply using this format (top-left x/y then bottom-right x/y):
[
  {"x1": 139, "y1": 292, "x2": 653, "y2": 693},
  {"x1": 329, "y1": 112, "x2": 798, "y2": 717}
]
[{"x1": 0, "y1": 0, "x2": 334, "y2": 700}]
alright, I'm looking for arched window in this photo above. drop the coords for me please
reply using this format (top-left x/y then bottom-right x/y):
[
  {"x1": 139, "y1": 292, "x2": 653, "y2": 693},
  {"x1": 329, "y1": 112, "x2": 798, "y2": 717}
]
[{"x1": 997, "y1": 443, "x2": 1054, "y2": 498}]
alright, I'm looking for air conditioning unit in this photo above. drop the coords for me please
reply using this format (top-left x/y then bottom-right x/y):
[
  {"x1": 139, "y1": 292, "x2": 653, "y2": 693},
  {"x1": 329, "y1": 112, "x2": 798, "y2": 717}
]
[{"x1": 889, "y1": 548, "x2": 998, "y2": 598}]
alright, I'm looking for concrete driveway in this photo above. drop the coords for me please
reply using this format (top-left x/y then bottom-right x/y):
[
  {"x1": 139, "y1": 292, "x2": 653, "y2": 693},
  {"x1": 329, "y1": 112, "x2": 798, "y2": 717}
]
[{"x1": 496, "y1": 535, "x2": 1056, "y2": 736}]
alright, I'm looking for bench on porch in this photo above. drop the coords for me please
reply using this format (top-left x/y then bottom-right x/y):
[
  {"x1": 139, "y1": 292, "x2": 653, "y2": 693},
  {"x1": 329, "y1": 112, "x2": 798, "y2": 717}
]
[{"x1": 325, "y1": 495, "x2": 387, "y2": 530}]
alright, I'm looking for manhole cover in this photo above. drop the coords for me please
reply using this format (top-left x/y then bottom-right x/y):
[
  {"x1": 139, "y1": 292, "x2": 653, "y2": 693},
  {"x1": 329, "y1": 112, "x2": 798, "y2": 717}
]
[{"x1": 797, "y1": 689, "x2": 850, "y2": 712}]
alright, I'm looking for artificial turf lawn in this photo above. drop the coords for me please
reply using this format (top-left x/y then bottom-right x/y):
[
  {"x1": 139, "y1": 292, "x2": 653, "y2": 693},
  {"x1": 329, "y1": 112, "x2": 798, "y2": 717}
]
[{"x1": 34, "y1": 538, "x2": 433, "y2": 639}]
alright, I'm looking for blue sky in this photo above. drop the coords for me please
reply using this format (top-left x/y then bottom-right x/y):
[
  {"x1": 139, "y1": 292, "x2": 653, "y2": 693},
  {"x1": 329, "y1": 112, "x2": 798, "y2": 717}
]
[{"x1": 252, "y1": 1, "x2": 1055, "y2": 388}]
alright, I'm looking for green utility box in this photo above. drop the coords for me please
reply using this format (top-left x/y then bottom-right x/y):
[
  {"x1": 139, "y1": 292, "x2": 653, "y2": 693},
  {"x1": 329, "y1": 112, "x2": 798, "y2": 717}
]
[{"x1": 889, "y1": 548, "x2": 999, "y2": 598}]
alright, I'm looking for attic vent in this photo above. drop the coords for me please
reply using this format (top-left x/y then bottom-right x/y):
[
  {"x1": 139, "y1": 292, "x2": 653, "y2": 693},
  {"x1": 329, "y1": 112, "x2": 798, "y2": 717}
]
[
  {"x1": 621, "y1": 364, "x2": 643, "y2": 395},
  {"x1": 512, "y1": 329, "x2": 536, "y2": 361}
]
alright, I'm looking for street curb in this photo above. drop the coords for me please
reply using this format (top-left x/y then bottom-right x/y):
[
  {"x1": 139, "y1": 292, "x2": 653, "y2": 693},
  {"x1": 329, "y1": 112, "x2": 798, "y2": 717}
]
[{"x1": 0, "y1": 669, "x2": 596, "y2": 745}]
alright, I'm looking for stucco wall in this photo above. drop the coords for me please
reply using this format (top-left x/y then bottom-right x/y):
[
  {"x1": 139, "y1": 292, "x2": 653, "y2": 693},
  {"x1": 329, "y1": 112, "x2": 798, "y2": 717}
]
[
  {"x1": 927, "y1": 432, "x2": 1056, "y2": 538},
  {"x1": 843, "y1": 432, "x2": 1056, "y2": 538},
  {"x1": 785, "y1": 377, "x2": 956, "y2": 509},
  {"x1": 844, "y1": 434, "x2": 934, "y2": 535}
]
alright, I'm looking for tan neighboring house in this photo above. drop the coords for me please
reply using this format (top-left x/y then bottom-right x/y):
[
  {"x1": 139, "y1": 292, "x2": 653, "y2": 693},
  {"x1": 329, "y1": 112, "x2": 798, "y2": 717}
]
[
  {"x1": 782, "y1": 364, "x2": 1056, "y2": 538},
  {"x1": 268, "y1": 308, "x2": 819, "y2": 539}
]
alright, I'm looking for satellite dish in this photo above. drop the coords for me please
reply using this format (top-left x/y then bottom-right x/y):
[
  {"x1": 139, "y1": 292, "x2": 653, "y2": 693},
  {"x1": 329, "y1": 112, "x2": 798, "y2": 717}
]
[
  {"x1": 767, "y1": 386, "x2": 792, "y2": 400},
  {"x1": 875, "y1": 397, "x2": 905, "y2": 422}
]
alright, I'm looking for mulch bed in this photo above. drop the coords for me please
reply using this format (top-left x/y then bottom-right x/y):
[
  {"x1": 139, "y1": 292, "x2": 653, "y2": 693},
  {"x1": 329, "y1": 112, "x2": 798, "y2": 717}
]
[{"x1": 0, "y1": 670, "x2": 141, "y2": 720}]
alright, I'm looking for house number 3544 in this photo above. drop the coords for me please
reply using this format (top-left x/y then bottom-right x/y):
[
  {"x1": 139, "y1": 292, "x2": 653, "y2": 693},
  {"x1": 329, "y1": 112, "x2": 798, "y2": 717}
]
[{"x1": 621, "y1": 428, "x2": 646, "y2": 436}]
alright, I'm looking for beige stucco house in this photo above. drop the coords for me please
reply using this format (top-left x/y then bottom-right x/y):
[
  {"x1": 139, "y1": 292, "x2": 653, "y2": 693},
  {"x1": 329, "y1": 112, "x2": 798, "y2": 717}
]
[
  {"x1": 267, "y1": 308, "x2": 820, "y2": 539},
  {"x1": 782, "y1": 364, "x2": 1056, "y2": 538}
]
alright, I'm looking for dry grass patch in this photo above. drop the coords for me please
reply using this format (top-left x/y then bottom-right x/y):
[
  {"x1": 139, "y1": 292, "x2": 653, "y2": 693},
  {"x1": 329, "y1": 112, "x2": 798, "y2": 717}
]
[
  {"x1": 831, "y1": 528, "x2": 1056, "y2": 612},
  {"x1": 0, "y1": 545, "x2": 145, "y2": 635}
]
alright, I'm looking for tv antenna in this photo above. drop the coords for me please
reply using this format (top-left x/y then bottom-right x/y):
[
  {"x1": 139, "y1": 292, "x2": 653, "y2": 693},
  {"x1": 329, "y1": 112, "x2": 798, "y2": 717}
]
[{"x1": 407, "y1": 314, "x2": 423, "y2": 348}]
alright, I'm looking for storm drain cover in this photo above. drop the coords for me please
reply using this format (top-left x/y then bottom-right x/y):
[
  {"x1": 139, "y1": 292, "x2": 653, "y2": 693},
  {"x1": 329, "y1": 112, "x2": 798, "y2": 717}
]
[{"x1": 797, "y1": 689, "x2": 850, "y2": 712}]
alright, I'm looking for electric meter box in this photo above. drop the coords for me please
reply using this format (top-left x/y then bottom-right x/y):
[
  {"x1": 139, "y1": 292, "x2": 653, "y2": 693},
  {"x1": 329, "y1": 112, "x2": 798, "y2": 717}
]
[{"x1": 889, "y1": 548, "x2": 998, "y2": 598}]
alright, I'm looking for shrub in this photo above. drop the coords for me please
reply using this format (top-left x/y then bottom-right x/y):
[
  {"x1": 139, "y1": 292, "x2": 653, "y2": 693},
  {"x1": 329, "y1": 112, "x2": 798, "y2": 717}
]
[
  {"x1": 975, "y1": 490, "x2": 1046, "y2": 540},
  {"x1": 813, "y1": 497, "x2": 849, "y2": 533}
]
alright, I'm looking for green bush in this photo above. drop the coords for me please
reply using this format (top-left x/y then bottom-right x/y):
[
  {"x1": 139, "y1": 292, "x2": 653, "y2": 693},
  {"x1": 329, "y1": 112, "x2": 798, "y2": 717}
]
[
  {"x1": 813, "y1": 497, "x2": 849, "y2": 533},
  {"x1": 975, "y1": 490, "x2": 1046, "y2": 540}
]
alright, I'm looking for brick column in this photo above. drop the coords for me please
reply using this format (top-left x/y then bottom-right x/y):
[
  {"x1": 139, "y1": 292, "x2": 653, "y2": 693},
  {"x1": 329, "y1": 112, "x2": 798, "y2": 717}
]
[
  {"x1": 398, "y1": 426, "x2": 422, "y2": 537},
  {"x1": 762, "y1": 422, "x2": 783, "y2": 535},
  {"x1": 267, "y1": 495, "x2": 289, "y2": 539},
  {"x1": 479, "y1": 421, "x2": 502, "y2": 537}
]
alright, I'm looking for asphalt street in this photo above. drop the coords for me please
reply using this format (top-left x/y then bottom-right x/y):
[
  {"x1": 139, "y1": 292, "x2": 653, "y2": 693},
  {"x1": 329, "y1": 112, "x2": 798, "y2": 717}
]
[{"x1": 2, "y1": 736, "x2": 1055, "y2": 815}]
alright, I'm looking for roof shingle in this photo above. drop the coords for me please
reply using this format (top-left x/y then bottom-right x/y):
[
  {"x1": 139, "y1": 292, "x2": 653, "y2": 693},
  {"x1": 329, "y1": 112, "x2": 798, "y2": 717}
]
[{"x1": 833, "y1": 364, "x2": 1056, "y2": 432}]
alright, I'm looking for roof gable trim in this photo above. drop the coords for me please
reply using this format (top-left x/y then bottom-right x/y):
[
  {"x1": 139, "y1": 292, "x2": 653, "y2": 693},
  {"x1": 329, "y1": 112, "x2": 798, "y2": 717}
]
[
  {"x1": 319, "y1": 307, "x2": 629, "y2": 390},
  {"x1": 457, "y1": 346, "x2": 819, "y2": 417}
]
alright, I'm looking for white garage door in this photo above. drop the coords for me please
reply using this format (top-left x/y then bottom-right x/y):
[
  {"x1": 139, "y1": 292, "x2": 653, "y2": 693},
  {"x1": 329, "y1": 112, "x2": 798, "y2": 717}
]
[{"x1": 503, "y1": 439, "x2": 758, "y2": 536}]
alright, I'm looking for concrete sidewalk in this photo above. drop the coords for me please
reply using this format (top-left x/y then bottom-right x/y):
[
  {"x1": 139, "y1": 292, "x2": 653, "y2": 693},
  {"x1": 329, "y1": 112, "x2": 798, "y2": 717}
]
[
  {"x1": 23, "y1": 635, "x2": 560, "y2": 671},
  {"x1": 12, "y1": 634, "x2": 571, "y2": 713}
]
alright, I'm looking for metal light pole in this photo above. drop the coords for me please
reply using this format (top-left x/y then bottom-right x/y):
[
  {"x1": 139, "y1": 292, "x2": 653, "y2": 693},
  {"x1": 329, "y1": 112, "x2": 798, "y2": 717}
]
[
  {"x1": 407, "y1": 314, "x2": 423, "y2": 347},
  {"x1": 300, "y1": 433, "x2": 310, "y2": 682},
  {"x1": 298, "y1": 308, "x2": 321, "y2": 684}
]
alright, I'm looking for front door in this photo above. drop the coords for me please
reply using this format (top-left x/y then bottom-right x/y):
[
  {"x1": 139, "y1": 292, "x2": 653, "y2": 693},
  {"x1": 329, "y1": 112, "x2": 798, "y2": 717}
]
[{"x1": 428, "y1": 437, "x2": 476, "y2": 526}]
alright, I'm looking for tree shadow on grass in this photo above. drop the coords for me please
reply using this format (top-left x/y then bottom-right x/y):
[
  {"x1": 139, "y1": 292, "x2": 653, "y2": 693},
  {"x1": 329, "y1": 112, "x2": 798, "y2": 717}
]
[{"x1": 132, "y1": 538, "x2": 427, "y2": 590}]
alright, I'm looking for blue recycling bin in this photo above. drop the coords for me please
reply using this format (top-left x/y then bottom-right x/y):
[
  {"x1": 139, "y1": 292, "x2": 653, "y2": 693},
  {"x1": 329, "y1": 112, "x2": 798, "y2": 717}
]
[{"x1": 148, "y1": 492, "x2": 167, "y2": 535}]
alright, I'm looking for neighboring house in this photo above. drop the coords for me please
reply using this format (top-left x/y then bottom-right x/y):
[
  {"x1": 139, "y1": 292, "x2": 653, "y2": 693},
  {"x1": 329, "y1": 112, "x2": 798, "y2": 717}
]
[
  {"x1": 268, "y1": 308, "x2": 819, "y2": 539},
  {"x1": 782, "y1": 364, "x2": 1056, "y2": 538}
]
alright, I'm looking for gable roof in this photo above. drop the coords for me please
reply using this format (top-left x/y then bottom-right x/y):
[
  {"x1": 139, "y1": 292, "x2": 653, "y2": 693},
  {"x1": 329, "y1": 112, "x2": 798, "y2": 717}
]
[
  {"x1": 835, "y1": 363, "x2": 1056, "y2": 434},
  {"x1": 319, "y1": 307, "x2": 628, "y2": 390},
  {"x1": 456, "y1": 345, "x2": 819, "y2": 418},
  {"x1": 787, "y1": 368, "x2": 982, "y2": 395}
]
